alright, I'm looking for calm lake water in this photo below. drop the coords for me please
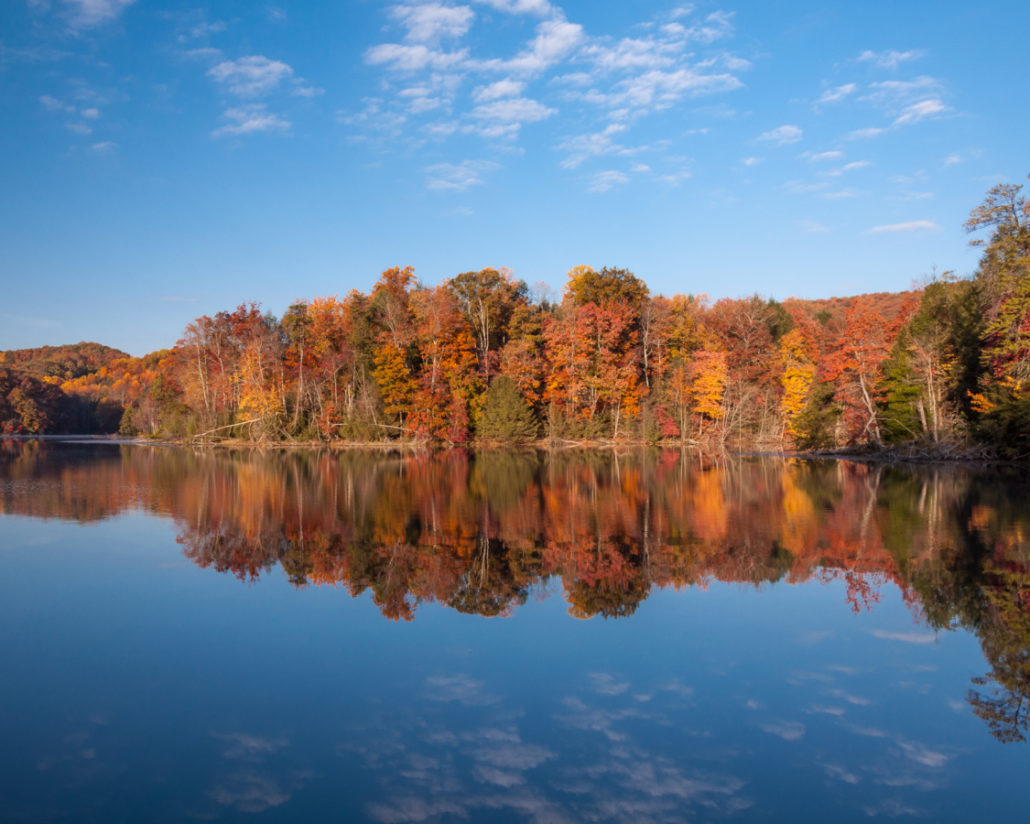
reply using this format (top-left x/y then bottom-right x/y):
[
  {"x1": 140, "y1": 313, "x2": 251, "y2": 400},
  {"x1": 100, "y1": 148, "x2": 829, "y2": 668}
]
[{"x1": 1, "y1": 440, "x2": 1028, "y2": 822}]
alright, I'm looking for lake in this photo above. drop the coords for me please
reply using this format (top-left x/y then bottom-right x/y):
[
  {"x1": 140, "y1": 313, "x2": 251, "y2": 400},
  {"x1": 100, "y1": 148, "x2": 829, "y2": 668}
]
[{"x1": 1, "y1": 440, "x2": 1028, "y2": 822}]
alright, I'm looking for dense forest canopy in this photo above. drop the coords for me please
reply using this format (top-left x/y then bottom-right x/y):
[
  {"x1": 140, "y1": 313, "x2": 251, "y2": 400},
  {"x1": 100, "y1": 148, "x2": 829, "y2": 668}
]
[{"x1": 2, "y1": 178, "x2": 1029, "y2": 454}]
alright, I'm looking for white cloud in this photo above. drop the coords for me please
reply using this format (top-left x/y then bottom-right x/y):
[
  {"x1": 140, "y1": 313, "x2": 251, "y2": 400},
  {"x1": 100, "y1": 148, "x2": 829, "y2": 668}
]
[
  {"x1": 212, "y1": 104, "x2": 290, "y2": 137},
  {"x1": 66, "y1": 121, "x2": 92, "y2": 134},
  {"x1": 40, "y1": 95, "x2": 73, "y2": 113},
  {"x1": 551, "y1": 71, "x2": 592, "y2": 86},
  {"x1": 208, "y1": 56, "x2": 294, "y2": 97},
  {"x1": 683, "y1": 10, "x2": 735, "y2": 44},
  {"x1": 580, "y1": 36, "x2": 684, "y2": 73},
  {"x1": 184, "y1": 20, "x2": 227, "y2": 40},
  {"x1": 353, "y1": 2, "x2": 748, "y2": 177},
  {"x1": 846, "y1": 127, "x2": 884, "y2": 140},
  {"x1": 858, "y1": 49, "x2": 925, "y2": 70},
  {"x1": 183, "y1": 46, "x2": 223, "y2": 61},
  {"x1": 656, "y1": 167, "x2": 691, "y2": 186},
  {"x1": 807, "y1": 150, "x2": 842, "y2": 161},
  {"x1": 893, "y1": 98, "x2": 948, "y2": 126},
  {"x1": 469, "y1": 96, "x2": 555, "y2": 137},
  {"x1": 473, "y1": 0, "x2": 552, "y2": 15},
  {"x1": 89, "y1": 140, "x2": 116, "y2": 152},
  {"x1": 558, "y1": 122, "x2": 627, "y2": 168},
  {"x1": 866, "y1": 221, "x2": 940, "y2": 235},
  {"x1": 500, "y1": 19, "x2": 585, "y2": 75},
  {"x1": 365, "y1": 42, "x2": 469, "y2": 72},
  {"x1": 841, "y1": 160, "x2": 869, "y2": 171},
  {"x1": 758, "y1": 124, "x2": 802, "y2": 144},
  {"x1": 424, "y1": 159, "x2": 500, "y2": 190},
  {"x1": 867, "y1": 75, "x2": 941, "y2": 100},
  {"x1": 944, "y1": 153, "x2": 962, "y2": 166},
  {"x1": 337, "y1": 98, "x2": 408, "y2": 136},
  {"x1": 587, "y1": 170, "x2": 629, "y2": 192},
  {"x1": 588, "y1": 673, "x2": 630, "y2": 695},
  {"x1": 472, "y1": 78, "x2": 526, "y2": 102},
  {"x1": 63, "y1": 0, "x2": 135, "y2": 28},
  {"x1": 595, "y1": 68, "x2": 742, "y2": 114},
  {"x1": 391, "y1": 3, "x2": 475, "y2": 44},
  {"x1": 817, "y1": 83, "x2": 856, "y2": 105},
  {"x1": 741, "y1": 156, "x2": 760, "y2": 167},
  {"x1": 81, "y1": 107, "x2": 100, "y2": 119}
]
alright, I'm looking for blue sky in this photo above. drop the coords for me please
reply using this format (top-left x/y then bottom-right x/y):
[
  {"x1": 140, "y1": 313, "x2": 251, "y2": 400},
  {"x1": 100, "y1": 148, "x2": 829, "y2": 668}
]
[{"x1": 2, "y1": 0, "x2": 1027, "y2": 356}]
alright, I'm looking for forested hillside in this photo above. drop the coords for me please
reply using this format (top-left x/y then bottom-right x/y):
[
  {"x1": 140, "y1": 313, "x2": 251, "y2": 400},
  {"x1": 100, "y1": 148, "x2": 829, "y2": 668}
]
[
  {"x1": 3, "y1": 178, "x2": 1029, "y2": 455},
  {"x1": 0, "y1": 342, "x2": 129, "y2": 434}
]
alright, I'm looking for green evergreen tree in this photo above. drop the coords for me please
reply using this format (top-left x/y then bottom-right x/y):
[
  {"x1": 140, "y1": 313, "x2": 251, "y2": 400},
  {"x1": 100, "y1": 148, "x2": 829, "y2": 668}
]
[{"x1": 476, "y1": 376, "x2": 539, "y2": 442}]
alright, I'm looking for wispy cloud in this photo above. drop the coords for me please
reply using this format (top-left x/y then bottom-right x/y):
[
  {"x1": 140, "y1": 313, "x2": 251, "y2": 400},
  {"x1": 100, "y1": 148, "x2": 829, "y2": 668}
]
[
  {"x1": 587, "y1": 169, "x2": 629, "y2": 192},
  {"x1": 588, "y1": 673, "x2": 630, "y2": 695},
  {"x1": 846, "y1": 126, "x2": 885, "y2": 140},
  {"x1": 40, "y1": 94, "x2": 74, "y2": 113},
  {"x1": 391, "y1": 3, "x2": 476, "y2": 45},
  {"x1": 869, "y1": 628, "x2": 939, "y2": 640},
  {"x1": 816, "y1": 83, "x2": 856, "y2": 105},
  {"x1": 424, "y1": 160, "x2": 500, "y2": 191},
  {"x1": 212, "y1": 104, "x2": 290, "y2": 138},
  {"x1": 557, "y1": 123, "x2": 626, "y2": 168},
  {"x1": 486, "y1": 19, "x2": 585, "y2": 75},
  {"x1": 858, "y1": 48, "x2": 925, "y2": 70},
  {"x1": 365, "y1": 42, "x2": 469, "y2": 72},
  {"x1": 353, "y1": 0, "x2": 748, "y2": 173},
  {"x1": 473, "y1": 0, "x2": 554, "y2": 16},
  {"x1": 758, "y1": 124, "x2": 802, "y2": 145},
  {"x1": 893, "y1": 98, "x2": 948, "y2": 126},
  {"x1": 63, "y1": 0, "x2": 136, "y2": 29},
  {"x1": 472, "y1": 78, "x2": 526, "y2": 102},
  {"x1": 468, "y1": 96, "x2": 556, "y2": 138},
  {"x1": 861, "y1": 76, "x2": 950, "y2": 129},
  {"x1": 208, "y1": 56, "x2": 294, "y2": 97}
]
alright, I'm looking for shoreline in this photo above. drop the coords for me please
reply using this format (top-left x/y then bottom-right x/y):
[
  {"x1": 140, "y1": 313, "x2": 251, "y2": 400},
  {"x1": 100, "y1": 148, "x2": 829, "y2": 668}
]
[{"x1": 1, "y1": 433, "x2": 1020, "y2": 465}]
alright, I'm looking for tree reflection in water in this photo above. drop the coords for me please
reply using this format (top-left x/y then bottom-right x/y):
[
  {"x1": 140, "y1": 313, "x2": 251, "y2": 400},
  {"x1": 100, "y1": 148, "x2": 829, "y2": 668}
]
[{"x1": 2, "y1": 438, "x2": 1028, "y2": 742}]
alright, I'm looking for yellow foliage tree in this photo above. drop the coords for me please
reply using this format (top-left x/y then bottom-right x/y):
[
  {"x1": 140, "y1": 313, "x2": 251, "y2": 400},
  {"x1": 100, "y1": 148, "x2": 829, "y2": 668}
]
[{"x1": 779, "y1": 329, "x2": 816, "y2": 442}]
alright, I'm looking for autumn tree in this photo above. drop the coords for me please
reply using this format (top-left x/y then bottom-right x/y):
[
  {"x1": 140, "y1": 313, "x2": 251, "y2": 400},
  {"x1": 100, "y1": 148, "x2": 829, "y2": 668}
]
[
  {"x1": 779, "y1": 328, "x2": 816, "y2": 443},
  {"x1": 446, "y1": 268, "x2": 526, "y2": 381},
  {"x1": 964, "y1": 176, "x2": 1030, "y2": 455}
]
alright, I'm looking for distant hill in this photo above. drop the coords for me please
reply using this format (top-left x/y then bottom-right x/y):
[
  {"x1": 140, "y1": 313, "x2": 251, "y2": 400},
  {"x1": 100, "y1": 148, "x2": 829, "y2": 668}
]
[{"x1": 0, "y1": 342, "x2": 130, "y2": 380}]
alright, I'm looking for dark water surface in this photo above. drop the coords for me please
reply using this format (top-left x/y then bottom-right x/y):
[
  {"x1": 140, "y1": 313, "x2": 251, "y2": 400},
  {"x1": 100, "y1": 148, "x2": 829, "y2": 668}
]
[{"x1": 1, "y1": 440, "x2": 1028, "y2": 822}]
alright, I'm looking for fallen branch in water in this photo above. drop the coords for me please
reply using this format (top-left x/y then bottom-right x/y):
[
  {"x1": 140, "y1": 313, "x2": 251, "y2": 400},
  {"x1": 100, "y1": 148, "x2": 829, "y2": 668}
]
[{"x1": 190, "y1": 418, "x2": 268, "y2": 442}]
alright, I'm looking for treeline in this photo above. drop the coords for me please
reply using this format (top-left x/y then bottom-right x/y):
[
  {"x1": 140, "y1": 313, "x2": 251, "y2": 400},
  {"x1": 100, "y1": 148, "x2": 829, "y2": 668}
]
[{"x1": 3, "y1": 178, "x2": 1029, "y2": 454}]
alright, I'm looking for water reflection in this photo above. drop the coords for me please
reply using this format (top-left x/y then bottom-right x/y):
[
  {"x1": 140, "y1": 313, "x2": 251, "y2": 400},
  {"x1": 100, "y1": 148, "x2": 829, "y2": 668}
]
[{"x1": 2, "y1": 438, "x2": 1029, "y2": 745}]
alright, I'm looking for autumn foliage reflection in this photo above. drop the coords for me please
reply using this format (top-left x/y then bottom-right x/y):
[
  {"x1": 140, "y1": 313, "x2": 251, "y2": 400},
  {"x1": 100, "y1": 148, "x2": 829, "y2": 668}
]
[{"x1": 3, "y1": 440, "x2": 1029, "y2": 739}]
